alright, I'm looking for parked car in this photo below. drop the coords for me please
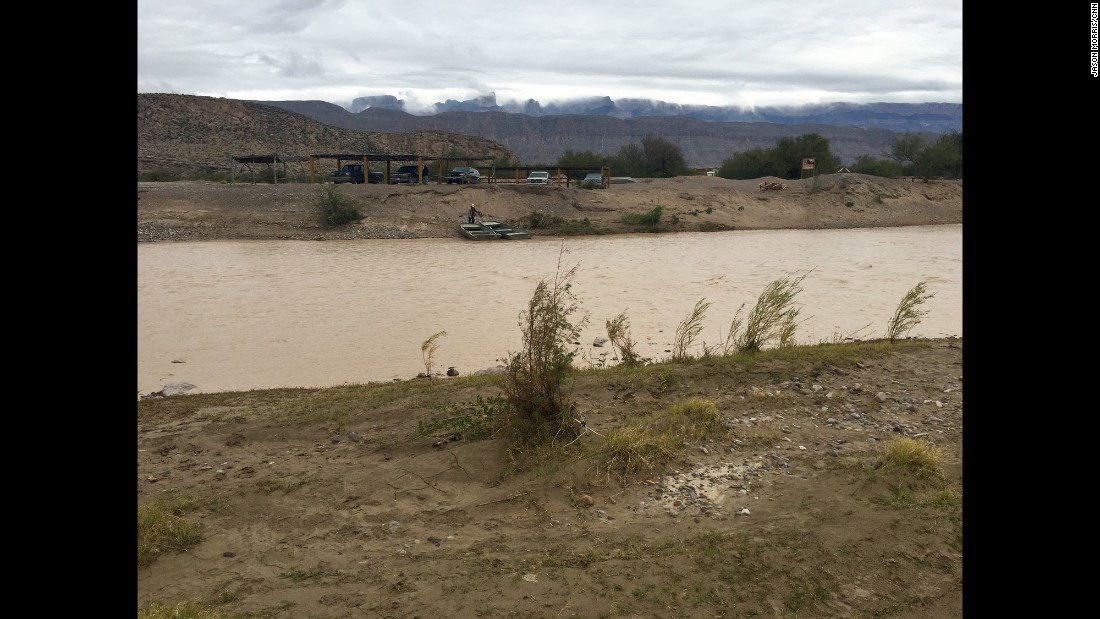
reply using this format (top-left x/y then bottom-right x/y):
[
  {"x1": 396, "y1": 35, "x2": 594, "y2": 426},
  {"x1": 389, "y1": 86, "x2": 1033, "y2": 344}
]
[
  {"x1": 526, "y1": 171, "x2": 551, "y2": 185},
  {"x1": 580, "y1": 172, "x2": 605, "y2": 189},
  {"x1": 447, "y1": 167, "x2": 482, "y2": 184},
  {"x1": 390, "y1": 164, "x2": 431, "y2": 185},
  {"x1": 331, "y1": 164, "x2": 383, "y2": 184}
]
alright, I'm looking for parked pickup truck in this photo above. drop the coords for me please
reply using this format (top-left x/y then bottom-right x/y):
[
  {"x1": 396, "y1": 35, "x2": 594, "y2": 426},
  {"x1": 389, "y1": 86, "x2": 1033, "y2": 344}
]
[
  {"x1": 390, "y1": 165, "x2": 431, "y2": 184},
  {"x1": 526, "y1": 171, "x2": 551, "y2": 185},
  {"x1": 331, "y1": 164, "x2": 383, "y2": 184},
  {"x1": 446, "y1": 167, "x2": 482, "y2": 184}
]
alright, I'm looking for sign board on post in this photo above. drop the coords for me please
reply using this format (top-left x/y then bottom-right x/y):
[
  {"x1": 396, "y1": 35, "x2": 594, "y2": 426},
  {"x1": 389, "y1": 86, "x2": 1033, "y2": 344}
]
[{"x1": 800, "y1": 157, "x2": 816, "y2": 180}]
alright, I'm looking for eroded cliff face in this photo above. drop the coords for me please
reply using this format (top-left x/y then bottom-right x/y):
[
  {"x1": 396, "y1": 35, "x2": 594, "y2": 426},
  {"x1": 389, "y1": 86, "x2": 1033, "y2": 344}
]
[{"x1": 137, "y1": 94, "x2": 516, "y2": 177}]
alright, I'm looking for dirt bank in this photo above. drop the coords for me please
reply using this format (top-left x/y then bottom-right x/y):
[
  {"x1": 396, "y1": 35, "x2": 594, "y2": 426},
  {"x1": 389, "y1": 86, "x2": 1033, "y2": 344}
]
[{"x1": 137, "y1": 174, "x2": 962, "y2": 242}]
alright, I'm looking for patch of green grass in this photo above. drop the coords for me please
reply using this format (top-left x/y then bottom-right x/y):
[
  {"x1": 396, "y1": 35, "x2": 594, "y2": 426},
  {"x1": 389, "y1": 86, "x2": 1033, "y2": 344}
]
[
  {"x1": 560, "y1": 217, "x2": 610, "y2": 235},
  {"x1": 589, "y1": 397, "x2": 725, "y2": 482},
  {"x1": 138, "y1": 495, "x2": 203, "y2": 568},
  {"x1": 591, "y1": 424, "x2": 681, "y2": 481},
  {"x1": 416, "y1": 394, "x2": 508, "y2": 441},
  {"x1": 879, "y1": 436, "x2": 944, "y2": 480},
  {"x1": 521, "y1": 212, "x2": 565, "y2": 229},
  {"x1": 647, "y1": 367, "x2": 680, "y2": 396},
  {"x1": 138, "y1": 601, "x2": 228, "y2": 619},
  {"x1": 783, "y1": 575, "x2": 832, "y2": 612},
  {"x1": 698, "y1": 221, "x2": 729, "y2": 232},
  {"x1": 864, "y1": 436, "x2": 962, "y2": 508}
]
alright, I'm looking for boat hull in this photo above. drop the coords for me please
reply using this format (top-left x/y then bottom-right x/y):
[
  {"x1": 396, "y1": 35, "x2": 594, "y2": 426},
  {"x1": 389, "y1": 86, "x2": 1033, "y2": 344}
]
[
  {"x1": 481, "y1": 221, "x2": 532, "y2": 240},
  {"x1": 460, "y1": 223, "x2": 501, "y2": 240}
]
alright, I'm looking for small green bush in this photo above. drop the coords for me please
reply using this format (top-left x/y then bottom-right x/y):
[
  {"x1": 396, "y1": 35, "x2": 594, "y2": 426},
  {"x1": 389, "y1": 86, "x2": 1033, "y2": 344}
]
[
  {"x1": 138, "y1": 171, "x2": 178, "y2": 182},
  {"x1": 522, "y1": 212, "x2": 564, "y2": 229},
  {"x1": 317, "y1": 184, "x2": 362, "y2": 226},
  {"x1": 621, "y1": 206, "x2": 664, "y2": 226}
]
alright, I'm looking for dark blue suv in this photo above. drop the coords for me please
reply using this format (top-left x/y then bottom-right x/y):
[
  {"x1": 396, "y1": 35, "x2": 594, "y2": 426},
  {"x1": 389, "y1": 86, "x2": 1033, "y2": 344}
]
[
  {"x1": 331, "y1": 164, "x2": 383, "y2": 184},
  {"x1": 391, "y1": 165, "x2": 431, "y2": 184}
]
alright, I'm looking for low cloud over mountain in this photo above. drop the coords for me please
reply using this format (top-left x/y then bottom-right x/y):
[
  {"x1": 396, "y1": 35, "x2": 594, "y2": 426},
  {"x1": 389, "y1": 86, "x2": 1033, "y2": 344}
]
[{"x1": 346, "y1": 92, "x2": 961, "y2": 134}]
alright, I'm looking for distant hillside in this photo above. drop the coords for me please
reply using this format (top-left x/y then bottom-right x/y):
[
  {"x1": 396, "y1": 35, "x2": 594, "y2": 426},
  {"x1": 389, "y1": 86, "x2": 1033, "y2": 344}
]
[
  {"x1": 137, "y1": 94, "x2": 517, "y2": 177},
  {"x1": 257, "y1": 100, "x2": 947, "y2": 167}
]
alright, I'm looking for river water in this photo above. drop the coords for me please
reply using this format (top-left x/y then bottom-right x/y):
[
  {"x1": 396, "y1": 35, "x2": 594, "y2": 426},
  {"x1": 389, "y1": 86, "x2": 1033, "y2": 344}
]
[{"x1": 137, "y1": 224, "x2": 962, "y2": 396}]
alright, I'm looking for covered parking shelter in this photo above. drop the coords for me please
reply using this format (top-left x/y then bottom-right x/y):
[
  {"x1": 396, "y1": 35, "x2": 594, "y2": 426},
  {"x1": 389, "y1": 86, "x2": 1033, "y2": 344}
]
[
  {"x1": 309, "y1": 154, "x2": 500, "y2": 184},
  {"x1": 230, "y1": 154, "x2": 310, "y2": 184}
]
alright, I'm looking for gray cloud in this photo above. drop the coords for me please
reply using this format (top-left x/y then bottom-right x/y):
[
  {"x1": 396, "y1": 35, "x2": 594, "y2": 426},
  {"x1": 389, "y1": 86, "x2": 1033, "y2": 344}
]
[{"x1": 137, "y1": 0, "x2": 962, "y2": 113}]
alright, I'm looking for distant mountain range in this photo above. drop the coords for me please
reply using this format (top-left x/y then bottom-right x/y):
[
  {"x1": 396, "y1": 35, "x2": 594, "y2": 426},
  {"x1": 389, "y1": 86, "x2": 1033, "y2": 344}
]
[
  {"x1": 137, "y1": 93, "x2": 963, "y2": 173},
  {"x1": 343, "y1": 94, "x2": 962, "y2": 134},
  {"x1": 257, "y1": 97, "x2": 961, "y2": 167}
]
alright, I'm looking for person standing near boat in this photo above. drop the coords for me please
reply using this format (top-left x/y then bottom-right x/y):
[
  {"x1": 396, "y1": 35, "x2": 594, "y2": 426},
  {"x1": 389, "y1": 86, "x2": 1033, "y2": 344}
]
[{"x1": 468, "y1": 204, "x2": 483, "y2": 223}]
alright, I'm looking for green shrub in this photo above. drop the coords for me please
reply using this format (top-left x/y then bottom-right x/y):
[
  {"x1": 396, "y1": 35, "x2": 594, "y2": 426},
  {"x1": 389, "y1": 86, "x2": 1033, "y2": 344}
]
[
  {"x1": 522, "y1": 212, "x2": 564, "y2": 229},
  {"x1": 621, "y1": 206, "x2": 664, "y2": 226},
  {"x1": 138, "y1": 171, "x2": 178, "y2": 182},
  {"x1": 185, "y1": 171, "x2": 232, "y2": 183},
  {"x1": 316, "y1": 184, "x2": 362, "y2": 226},
  {"x1": 500, "y1": 253, "x2": 589, "y2": 445},
  {"x1": 559, "y1": 218, "x2": 607, "y2": 235}
]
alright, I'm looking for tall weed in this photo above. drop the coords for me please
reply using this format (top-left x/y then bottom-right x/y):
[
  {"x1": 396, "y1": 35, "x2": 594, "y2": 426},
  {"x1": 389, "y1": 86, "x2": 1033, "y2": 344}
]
[
  {"x1": 606, "y1": 311, "x2": 642, "y2": 366},
  {"x1": 735, "y1": 271, "x2": 810, "y2": 352},
  {"x1": 886, "y1": 282, "x2": 934, "y2": 342},
  {"x1": 421, "y1": 331, "x2": 446, "y2": 378},
  {"x1": 672, "y1": 299, "x2": 711, "y2": 360}
]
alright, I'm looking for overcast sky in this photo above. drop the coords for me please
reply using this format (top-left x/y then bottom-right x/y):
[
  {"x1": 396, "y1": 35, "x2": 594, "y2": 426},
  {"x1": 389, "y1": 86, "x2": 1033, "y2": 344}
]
[{"x1": 137, "y1": 0, "x2": 962, "y2": 114}]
